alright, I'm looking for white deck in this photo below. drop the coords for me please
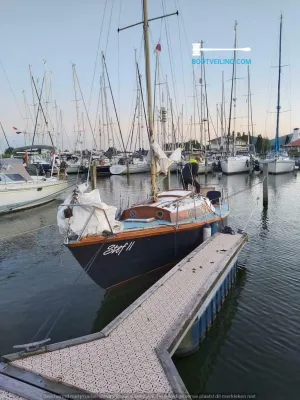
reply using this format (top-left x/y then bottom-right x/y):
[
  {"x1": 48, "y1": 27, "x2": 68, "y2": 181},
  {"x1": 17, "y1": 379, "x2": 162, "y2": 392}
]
[{"x1": 3, "y1": 232, "x2": 247, "y2": 398}]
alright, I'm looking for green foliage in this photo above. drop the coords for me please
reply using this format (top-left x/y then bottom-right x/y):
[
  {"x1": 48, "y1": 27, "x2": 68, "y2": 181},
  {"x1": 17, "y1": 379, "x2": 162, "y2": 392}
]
[
  {"x1": 285, "y1": 135, "x2": 291, "y2": 145},
  {"x1": 255, "y1": 135, "x2": 263, "y2": 153},
  {"x1": 263, "y1": 138, "x2": 271, "y2": 153},
  {"x1": 4, "y1": 146, "x2": 14, "y2": 155}
]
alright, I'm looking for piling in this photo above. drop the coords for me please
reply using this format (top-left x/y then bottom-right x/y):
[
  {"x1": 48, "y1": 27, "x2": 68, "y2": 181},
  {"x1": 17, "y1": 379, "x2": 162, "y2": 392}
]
[
  {"x1": 167, "y1": 167, "x2": 171, "y2": 190},
  {"x1": 205, "y1": 156, "x2": 208, "y2": 176},
  {"x1": 249, "y1": 154, "x2": 253, "y2": 174},
  {"x1": 263, "y1": 163, "x2": 268, "y2": 206},
  {"x1": 91, "y1": 160, "x2": 97, "y2": 190}
]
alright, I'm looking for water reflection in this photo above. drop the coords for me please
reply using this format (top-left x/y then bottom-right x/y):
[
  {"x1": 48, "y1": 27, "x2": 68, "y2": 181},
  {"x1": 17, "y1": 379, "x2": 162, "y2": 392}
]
[
  {"x1": 91, "y1": 266, "x2": 170, "y2": 333},
  {"x1": 260, "y1": 205, "x2": 269, "y2": 236},
  {"x1": 174, "y1": 269, "x2": 247, "y2": 395}
]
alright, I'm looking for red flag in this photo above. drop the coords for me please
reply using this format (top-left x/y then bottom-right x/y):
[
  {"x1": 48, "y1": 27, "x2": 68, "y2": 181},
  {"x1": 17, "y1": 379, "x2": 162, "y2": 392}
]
[
  {"x1": 13, "y1": 127, "x2": 18, "y2": 130},
  {"x1": 155, "y1": 43, "x2": 161, "y2": 53}
]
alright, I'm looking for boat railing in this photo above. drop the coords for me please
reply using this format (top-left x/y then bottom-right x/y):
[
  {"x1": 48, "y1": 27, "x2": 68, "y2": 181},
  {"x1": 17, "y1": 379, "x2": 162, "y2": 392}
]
[{"x1": 60, "y1": 203, "x2": 116, "y2": 242}]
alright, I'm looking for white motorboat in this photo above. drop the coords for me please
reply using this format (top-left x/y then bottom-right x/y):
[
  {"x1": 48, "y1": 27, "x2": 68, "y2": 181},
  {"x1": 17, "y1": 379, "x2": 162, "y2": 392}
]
[
  {"x1": 259, "y1": 151, "x2": 295, "y2": 174},
  {"x1": 220, "y1": 154, "x2": 250, "y2": 175},
  {"x1": 0, "y1": 158, "x2": 68, "y2": 214}
]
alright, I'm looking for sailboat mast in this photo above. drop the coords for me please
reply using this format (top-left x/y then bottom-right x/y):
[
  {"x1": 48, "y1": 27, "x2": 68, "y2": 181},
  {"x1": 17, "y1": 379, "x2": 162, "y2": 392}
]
[
  {"x1": 275, "y1": 14, "x2": 283, "y2": 152},
  {"x1": 227, "y1": 21, "x2": 237, "y2": 151},
  {"x1": 72, "y1": 64, "x2": 81, "y2": 152},
  {"x1": 247, "y1": 65, "x2": 250, "y2": 146},
  {"x1": 142, "y1": 0, "x2": 157, "y2": 198}
]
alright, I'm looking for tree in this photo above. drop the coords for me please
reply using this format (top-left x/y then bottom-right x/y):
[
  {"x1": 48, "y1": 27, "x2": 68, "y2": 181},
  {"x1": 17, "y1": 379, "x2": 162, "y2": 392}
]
[
  {"x1": 4, "y1": 147, "x2": 14, "y2": 155},
  {"x1": 255, "y1": 135, "x2": 263, "y2": 154},
  {"x1": 263, "y1": 138, "x2": 271, "y2": 153},
  {"x1": 285, "y1": 135, "x2": 291, "y2": 145}
]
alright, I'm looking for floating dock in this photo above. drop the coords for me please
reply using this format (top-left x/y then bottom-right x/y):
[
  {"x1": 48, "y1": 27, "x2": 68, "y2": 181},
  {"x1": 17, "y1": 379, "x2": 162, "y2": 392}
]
[{"x1": 1, "y1": 231, "x2": 247, "y2": 399}]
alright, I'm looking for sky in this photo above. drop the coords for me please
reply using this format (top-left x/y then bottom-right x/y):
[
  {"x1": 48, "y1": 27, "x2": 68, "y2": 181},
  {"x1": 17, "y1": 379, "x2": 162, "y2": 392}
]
[{"x1": 0, "y1": 0, "x2": 299, "y2": 152}]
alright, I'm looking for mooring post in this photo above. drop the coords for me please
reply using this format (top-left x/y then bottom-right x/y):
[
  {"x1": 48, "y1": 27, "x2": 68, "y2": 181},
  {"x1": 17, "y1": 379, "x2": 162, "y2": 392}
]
[
  {"x1": 263, "y1": 163, "x2": 268, "y2": 206},
  {"x1": 249, "y1": 154, "x2": 253, "y2": 175},
  {"x1": 91, "y1": 160, "x2": 97, "y2": 190},
  {"x1": 205, "y1": 156, "x2": 208, "y2": 177},
  {"x1": 167, "y1": 167, "x2": 171, "y2": 190}
]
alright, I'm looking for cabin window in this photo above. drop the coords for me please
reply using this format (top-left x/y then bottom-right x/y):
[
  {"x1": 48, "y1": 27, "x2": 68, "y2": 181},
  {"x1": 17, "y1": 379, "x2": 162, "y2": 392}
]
[{"x1": 5, "y1": 174, "x2": 26, "y2": 181}]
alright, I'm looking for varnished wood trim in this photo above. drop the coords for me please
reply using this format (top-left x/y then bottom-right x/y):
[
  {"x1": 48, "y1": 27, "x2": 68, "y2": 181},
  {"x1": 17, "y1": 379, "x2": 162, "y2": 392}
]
[{"x1": 68, "y1": 215, "x2": 225, "y2": 247}]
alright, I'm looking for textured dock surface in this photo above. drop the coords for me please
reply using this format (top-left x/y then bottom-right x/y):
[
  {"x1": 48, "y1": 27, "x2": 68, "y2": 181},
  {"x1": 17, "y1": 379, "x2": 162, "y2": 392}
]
[{"x1": 2, "y1": 232, "x2": 247, "y2": 398}]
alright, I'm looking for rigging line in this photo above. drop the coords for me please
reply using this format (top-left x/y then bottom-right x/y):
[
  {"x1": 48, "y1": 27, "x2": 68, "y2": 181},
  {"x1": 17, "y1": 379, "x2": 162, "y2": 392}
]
[
  {"x1": 264, "y1": 66, "x2": 273, "y2": 137},
  {"x1": 159, "y1": 1, "x2": 180, "y2": 120},
  {"x1": 105, "y1": 0, "x2": 115, "y2": 56},
  {"x1": 126, "y1": 97, "x2": 138, "y2": 151},
  {"x1": 34, "y1": 78, "x2": 56, "y2": 135},
  {"x1": 92, "y1": 76, "x2": 102, "y2": 140},
  {"x1": 176, "y1": 9, "x2": 187, "y2": 131},
  {"x1": 88, "y1": 0, "x2": 108, "y2": 113},
  {"x1": 124, "y1": 36, "x2": 145, "y2": 143},
  {"x1": 43, "y1": 242, "x2": 106, "y2": 341},
  {"x1": 102, "y1": 54, "x2": 126, "y2": 153},
  {"x1": 74, "y1": 66, "x2": 97, "y2": 148},
  {"x1": 31, "y1": 76, "x2": 45, "y2": 147},
  {"x1": 117, "y1": 0, "x2": 122, "y2": 117},
  {"x1": 0, "y1": 60, "x2": 24, "y2": 121},
  {"x1": 109, "y1": 110, "x2": 124, "y2": 151},
  {"x1": 30, "y1": 239, "x2": 105, "y2": 344},
  {"x1": 137, "y1": 61, "x2": 150, "y2": 140},
  {"x1": 32, "y1": 76, "x2": 54, "y2": 146}
]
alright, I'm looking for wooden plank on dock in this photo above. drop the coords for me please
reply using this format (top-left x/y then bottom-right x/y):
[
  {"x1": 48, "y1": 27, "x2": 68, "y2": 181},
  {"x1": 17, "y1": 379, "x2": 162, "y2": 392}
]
[
  {"x1": 1, "y1": 232, "x2": 247, "y2": 398},
  {"x1": 0, "y1": 373, "x2": 63, "y2": 400}
]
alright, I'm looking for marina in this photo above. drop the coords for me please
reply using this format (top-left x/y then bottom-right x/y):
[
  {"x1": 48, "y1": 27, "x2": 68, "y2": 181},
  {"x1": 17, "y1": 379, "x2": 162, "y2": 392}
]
[
  {"x1": 1, "y1": 0, "x2": 300, "y2": 399},
  {"x1": 0, "y1": 231, "x2": 247, "y2": 399},
  {"x1": 1, "y1": 172, "x2": 300, "y2": 399}
]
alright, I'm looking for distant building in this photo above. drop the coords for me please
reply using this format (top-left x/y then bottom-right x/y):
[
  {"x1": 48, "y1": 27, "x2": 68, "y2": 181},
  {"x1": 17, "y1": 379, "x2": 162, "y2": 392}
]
[{"x1": 209, "y1": 135, "x2": 248, "y2": 151}]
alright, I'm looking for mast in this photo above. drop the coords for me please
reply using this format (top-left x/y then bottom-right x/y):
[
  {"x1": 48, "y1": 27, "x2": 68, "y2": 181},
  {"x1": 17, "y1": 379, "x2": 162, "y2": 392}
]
[
  {"x1": 221, "y1": 71, "x2": 224, "y2": 149},
  {"x1": 275, "y1": 14, "x2": 283, "y2": 153},
  {"x1": 247, "y1": 65, "x2": 250, "y2": 147},
  {"x1": 100, "y1": 75, "x2": 106, "y2": 150},
  {"x1": 227, "y1": 21, "x2": 238, "y2": 153},
  {"x1": 22, "y1": 90, "x2": 29, "y2": 146},
  {"x1": 200, "y1": 40, "x2": 203, "y2": 149},
  {"x1": 102, "y1": 53, "x2": 111, "y2": 150},
  {"x1": 60, "y1": 110, "x2": 63, "y2": 151},
  {"x1": 0, "y1": 122, "x2": 10, "y2": 148},
  {"x1": 72, "y1": 64, "x2": 81, "y2": 152},
  {"x1": 143, "y1": 0, "x2": 157, "y2": 198}
]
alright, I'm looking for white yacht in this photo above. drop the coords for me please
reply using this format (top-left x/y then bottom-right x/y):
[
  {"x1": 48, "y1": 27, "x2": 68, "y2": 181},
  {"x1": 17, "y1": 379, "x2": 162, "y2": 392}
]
[
  {"x1": 220, "y1": 153, "x2": 250, "y2": 175},
  {"x1": 0, "y1": 158, "x2": 68, "y2": 214},
  {"x1": 110, "y1": 156, "x2": 150, "y2": 175},
  {"x1": 260, "y1": 150, "x2": 295, "y2": 174}
]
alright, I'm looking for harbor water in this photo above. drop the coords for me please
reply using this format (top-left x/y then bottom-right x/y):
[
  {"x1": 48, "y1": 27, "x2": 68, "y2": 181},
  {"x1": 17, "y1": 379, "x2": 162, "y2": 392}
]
[{"x1": 1, "y1": 172, "x2": 300, "y2": 399}]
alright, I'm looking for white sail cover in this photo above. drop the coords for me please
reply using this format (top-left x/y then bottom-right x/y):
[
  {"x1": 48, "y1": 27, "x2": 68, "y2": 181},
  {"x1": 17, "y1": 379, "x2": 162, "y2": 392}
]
[
  {"x1": 169, "y1": 147, "x2": 182, "y2": 163},
  {"x1": 151, "y1": 141, "x2": 173, "y2": 175},
  {"x1": 57, "y1": 183, "x2": 123, "y2": 237}
]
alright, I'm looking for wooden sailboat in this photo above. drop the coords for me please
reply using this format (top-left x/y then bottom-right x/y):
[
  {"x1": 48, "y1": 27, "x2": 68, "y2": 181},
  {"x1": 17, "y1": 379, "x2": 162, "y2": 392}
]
[{"x1": 58, "y1": 0, "x2": 230, "y2": 289}]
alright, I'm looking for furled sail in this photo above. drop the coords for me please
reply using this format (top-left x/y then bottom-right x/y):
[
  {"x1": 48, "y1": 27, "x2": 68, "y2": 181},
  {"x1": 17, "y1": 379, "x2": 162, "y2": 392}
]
[
  {"x1": 57, "y1": 183, "x2": 123, "y2": 237},
  {"x1": 151, "y1": 141, "x2": 181, "y2": 175}
]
